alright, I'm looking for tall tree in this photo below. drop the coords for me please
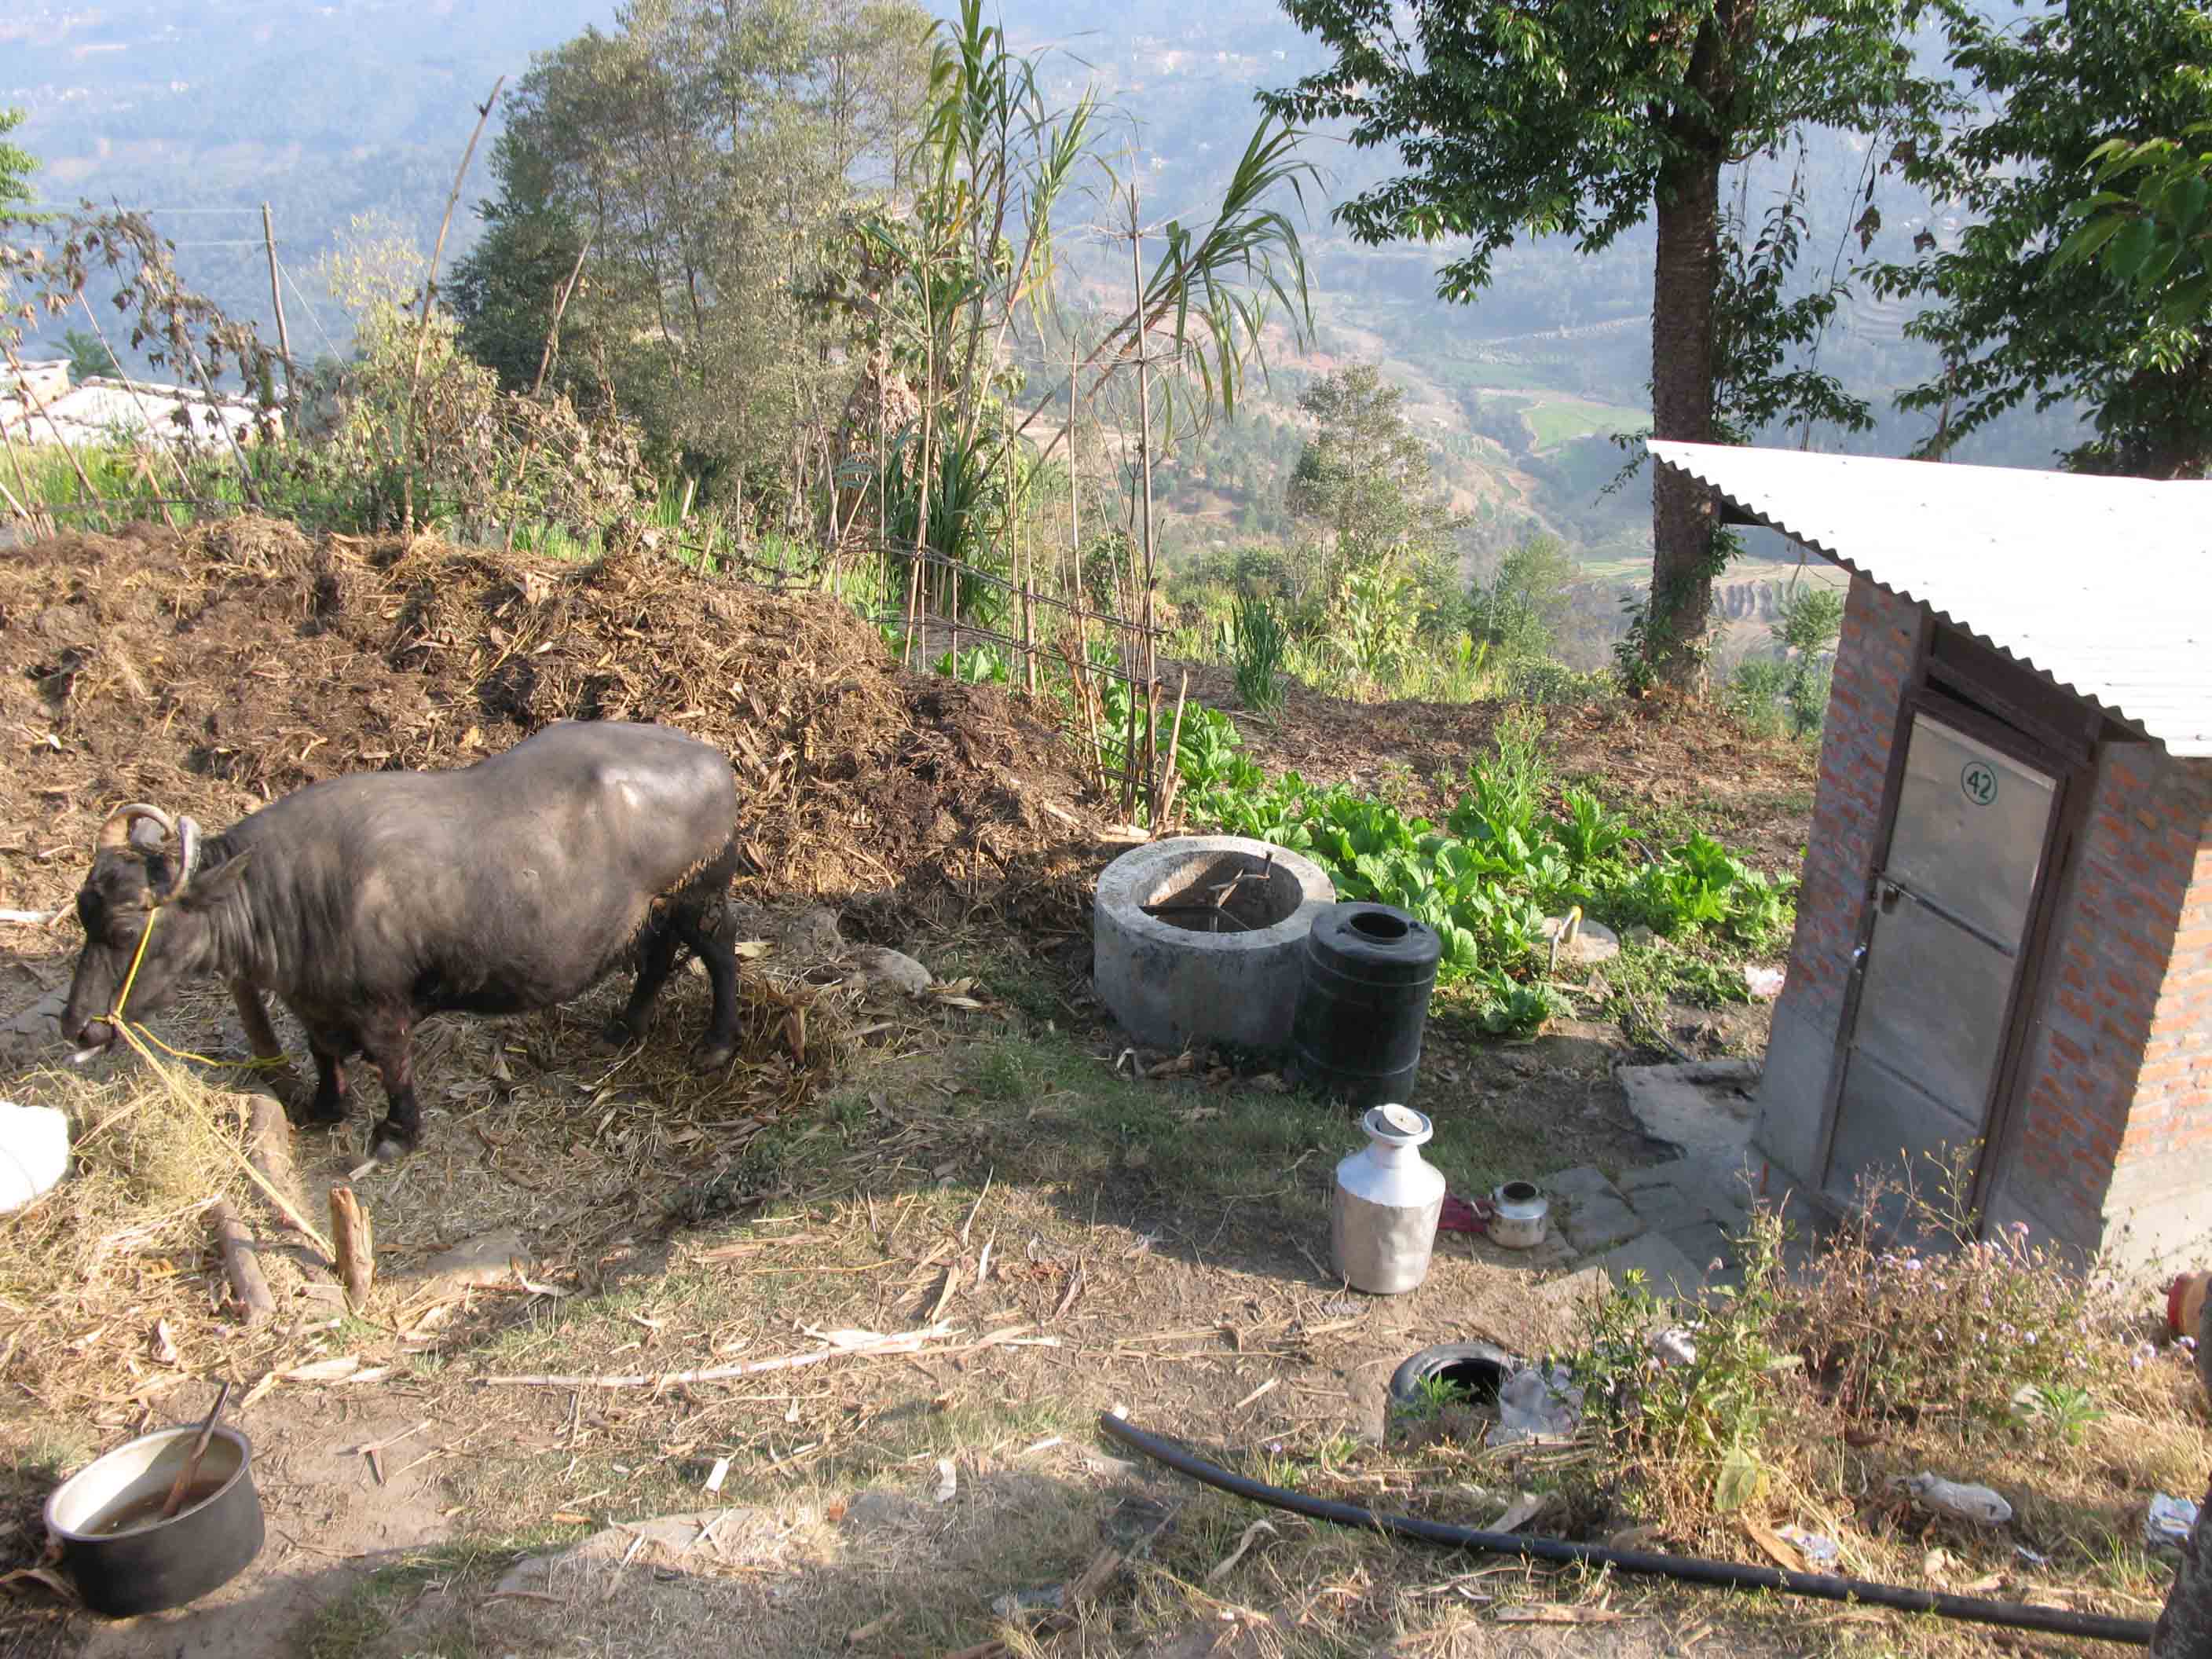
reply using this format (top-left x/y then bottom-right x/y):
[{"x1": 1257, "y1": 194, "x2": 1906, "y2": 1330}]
[
  {"x1": 451, "y1": 0, "x2": 935, "y2": 491},
  {"x1": 1263, "y1": 0, "x2": 1946, "y2": 687},
  {"x1": 1873, "y1": 0, "x2": 2212, "y2": 478}
]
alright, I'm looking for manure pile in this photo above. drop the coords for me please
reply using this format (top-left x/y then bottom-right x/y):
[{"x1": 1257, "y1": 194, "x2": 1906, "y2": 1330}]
[{"x1": 0, "y1": 518, "x2": 1096, "y2": 919}]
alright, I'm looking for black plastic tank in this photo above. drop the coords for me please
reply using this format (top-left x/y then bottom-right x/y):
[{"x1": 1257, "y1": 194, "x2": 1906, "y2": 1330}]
[{"x1": 1289, "y1": 901, "x2": 1442, "y2": 1110}]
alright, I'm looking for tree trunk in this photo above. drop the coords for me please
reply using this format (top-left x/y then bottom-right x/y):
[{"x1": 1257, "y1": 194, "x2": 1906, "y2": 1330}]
[
  {"x1": 2150, "y1": 1298, "x2": 2212, "y2": 1655},
  {"x1": 1645, "y1": 148, "x2": 1726, "y2": 690}
]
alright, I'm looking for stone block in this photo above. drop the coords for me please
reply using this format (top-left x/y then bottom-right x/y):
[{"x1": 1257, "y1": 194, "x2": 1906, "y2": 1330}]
[
  {"x1": 1561, "y1": 1192, "x2": 1641, "y2": 1255},
  {"x1": 1540, "y1": 1164, "x2": 1623, "y2": 1205}
]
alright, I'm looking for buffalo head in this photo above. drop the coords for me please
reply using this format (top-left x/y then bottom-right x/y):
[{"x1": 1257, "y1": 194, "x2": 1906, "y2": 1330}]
[{"x1": 62, "y1": 804, "x2": 248, "y2": 1055}]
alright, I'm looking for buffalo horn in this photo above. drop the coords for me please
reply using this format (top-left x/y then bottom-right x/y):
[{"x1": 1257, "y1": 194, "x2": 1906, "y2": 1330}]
[
  {"x1": 97, "y1": 803, "x2": 178, "y2": 851},
  {"x1": 178, "y1": 816, "x2": 202, "y2": 886}
]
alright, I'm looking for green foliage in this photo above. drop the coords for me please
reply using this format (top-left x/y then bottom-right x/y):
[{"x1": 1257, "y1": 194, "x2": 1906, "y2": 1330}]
[
  {"x1": 1468, "y1": 533, "x2": 1575, "y2": 661},
  {"x1": 1577, "y1": 1207, "x2": 1793, "y2": 1525},
  {"x1": 1287, "y1": 364, "x2": 1463, "y2": 585},
  {"x1": 1785, "y1": 1148, "x2": 2135, "y2": 1439},
  {"x1": 2054, "y1": 119, "x2": 2212, "y2": 408},
  {"x1": 1333, "y1": 559, "x2": 1421, "y2": 684},
  {"x1": 1230, "y1": 591, "x2": 1288, "y2": 712},
  {"x1": 60, "y1": 328, "x2": 117, "y2": 382},
  {"x1": 1264, "y1": 0, "x2": 1950, "y2": 681},
  {"x1": 1727, "y1": 584, "x2": 1841, "y2": 741},
  {"x1": 1873, "y1": 0, "x2": 2212, "y2": 478},
  {"x1": 450, "y1": 0, "x2": 936, "y2": 489},
  {"x1": 1173, "y1": 701, "x2": 1790, "y2": 1036}
]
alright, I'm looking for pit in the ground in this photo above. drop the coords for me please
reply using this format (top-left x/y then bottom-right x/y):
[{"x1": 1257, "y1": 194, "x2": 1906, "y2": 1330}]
[{"x1": 1142, "y1": 851, "x2": 1302, "y2": 933}]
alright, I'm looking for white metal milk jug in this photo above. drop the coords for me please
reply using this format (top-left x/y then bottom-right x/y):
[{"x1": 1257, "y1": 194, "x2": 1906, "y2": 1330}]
[{"x1": 1330, "y1": 1104, "x2": 1446, "y2": 1294}]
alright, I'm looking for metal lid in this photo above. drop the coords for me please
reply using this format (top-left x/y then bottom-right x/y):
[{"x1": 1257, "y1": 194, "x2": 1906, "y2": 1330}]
[{"x1": 1363, "y1": 1104, "x2": 1433, "y2": 1148}]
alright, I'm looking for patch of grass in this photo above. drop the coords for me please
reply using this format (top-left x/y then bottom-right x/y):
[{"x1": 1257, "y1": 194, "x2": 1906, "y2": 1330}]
[{"x1": 953, "y1": 1028, "x2": 1559, "y2": 1223}]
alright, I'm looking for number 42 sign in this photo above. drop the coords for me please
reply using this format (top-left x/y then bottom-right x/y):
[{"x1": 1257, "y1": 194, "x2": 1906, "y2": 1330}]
[{"x1": 1960, "y1": 759, "x2": 1999, "y2": 808}]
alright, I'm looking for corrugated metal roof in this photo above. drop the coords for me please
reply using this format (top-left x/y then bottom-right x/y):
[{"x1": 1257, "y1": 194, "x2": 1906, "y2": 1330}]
[{"x1": 1650, "y1": 440, "x2": 2212, "y2": 757}]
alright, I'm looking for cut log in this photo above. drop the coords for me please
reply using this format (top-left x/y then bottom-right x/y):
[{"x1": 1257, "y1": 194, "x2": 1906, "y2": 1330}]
[
  {"x1": 329, "y1": 1185, "x2": 374, "y2": 1312},
  {"x1": 246, "y1": 1095, "x2": 306, "y2": 1229},
  {"x1": 210, "y1": 1201, "x2": 276, "y2": 1325}
]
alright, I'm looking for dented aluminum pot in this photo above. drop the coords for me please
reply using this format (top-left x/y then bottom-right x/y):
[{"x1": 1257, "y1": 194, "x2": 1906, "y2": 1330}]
[
  {"x1": 1486, "y1": 1181, "x2": 1550, "y2": 1251},
  {"x1": 1330, "y1": 1104, "x2": 1446, "y2": 1295}
]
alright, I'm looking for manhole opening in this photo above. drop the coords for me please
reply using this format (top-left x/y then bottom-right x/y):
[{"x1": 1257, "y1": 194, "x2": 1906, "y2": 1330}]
[
  {"x1": 1349, "y1": 909, "x2": 1410, "y2": 942},
  {"x1": 1144, "y1": 851, "x2": 1301, "y2": 933}
]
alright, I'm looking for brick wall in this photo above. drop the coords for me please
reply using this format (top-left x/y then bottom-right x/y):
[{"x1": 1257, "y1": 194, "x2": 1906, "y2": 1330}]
[
  {"x1": 2014, "y1": 753, "x2": 2212, "y2": 1262},
  {"x1": 1753, "y1": 575, "x2": 1921, "y2": 1184}
]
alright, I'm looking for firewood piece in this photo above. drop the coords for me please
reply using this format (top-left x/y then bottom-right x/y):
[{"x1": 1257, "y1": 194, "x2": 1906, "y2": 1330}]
[
  {"x1": 210, "y1": 1202, "x2": 275, "y2": 1325},
  {"x1": 329, "y1": 1185, "x2": 374, "y2": 1311},
  {"x1": 247, "y1": 1095, "x2": 306, "y2": 1229}
]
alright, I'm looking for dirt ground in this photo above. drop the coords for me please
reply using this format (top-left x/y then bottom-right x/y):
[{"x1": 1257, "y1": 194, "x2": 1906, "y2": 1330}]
[{"x1": 0, "y1": 519, "x2": 1994, "y2": 1658}]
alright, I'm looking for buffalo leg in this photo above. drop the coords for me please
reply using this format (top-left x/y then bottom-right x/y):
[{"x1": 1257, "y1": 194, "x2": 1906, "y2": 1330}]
[
  {"x1": 602, "y1": 917, "x2": 683, "y2": 1049},
  {"x1": 362, "y1": 1016, "x2": 421, "y2": 1163},
  {"x1": 233, "y1": 981, "x2": 306, "y2": 1107},
  {"x1": 231, "y1": 982, "x2": 285, "y2": 1064},
  {"x1": 289, "y1": 1033, "x2": 350, "y2": 1129},
  {"x1": 676, "y1": 914, "x2": 740, "y2": 1069}
]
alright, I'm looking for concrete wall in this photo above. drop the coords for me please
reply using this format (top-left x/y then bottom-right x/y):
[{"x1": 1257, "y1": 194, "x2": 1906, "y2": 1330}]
[
  {"x1": 1986, "y1": 748, "x2": 2212, "y2": 1267},
  {"x1": 1752, "y1": 576, "x2": 1921, "y2": 1192}
]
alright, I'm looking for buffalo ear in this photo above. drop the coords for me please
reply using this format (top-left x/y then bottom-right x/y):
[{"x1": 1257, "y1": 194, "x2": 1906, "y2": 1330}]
[{"x1": 174, "y1": 850, "x2": 252, "y2": 912}]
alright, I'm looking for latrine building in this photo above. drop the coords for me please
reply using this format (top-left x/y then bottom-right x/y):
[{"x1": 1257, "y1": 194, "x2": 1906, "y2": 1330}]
[{"x1": 1651, "y1": 441, "x2": 2211, "y2": 1269}]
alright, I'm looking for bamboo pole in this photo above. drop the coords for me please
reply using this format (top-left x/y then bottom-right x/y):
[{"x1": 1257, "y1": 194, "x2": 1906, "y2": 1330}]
[
  {"x1": 529, "y1": 227, "x2": 595, "y2": 398},
  {"x1": 402, "y1": 75, "x2": 504, "y2": 537},
  {"x1": 261, "y1": 203, "x2": 295, "y2": 427}
]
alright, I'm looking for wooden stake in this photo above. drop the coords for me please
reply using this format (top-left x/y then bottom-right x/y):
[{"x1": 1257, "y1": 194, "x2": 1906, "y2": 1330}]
[
  {"x1": 329, "y1": 1185, "x2": 374, "y2": 1311},
  {"x1": 210, "y1": 1202, "x2": 275, "y2": 1325},
  {"x1": 1157, "y1": 670, "x2": 1190, "y2": 827},
  {"x1": 261, "y1": 203, "x2": 295, "y2": 426},
  {"x1": 246, "y1": 1095, "x2": 305, "y2": 1231}
]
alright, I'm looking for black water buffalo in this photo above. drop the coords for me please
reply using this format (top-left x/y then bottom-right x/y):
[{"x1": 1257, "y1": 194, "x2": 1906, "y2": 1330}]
[{"x1": 61, "y1": 720, "x2": 742, "y2": 1162}]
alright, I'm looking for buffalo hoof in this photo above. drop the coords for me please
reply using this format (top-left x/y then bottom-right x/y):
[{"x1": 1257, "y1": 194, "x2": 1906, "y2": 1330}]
[
  {"x1": 694, "y1": 1038, "x2": 738, "y2": 1071},
  {"x1": 600, "y1": 1015, "x2": 642, "y2": 1050},
  {"x1": 368, "y1": 1126, "x2": 417, "y2": 1163},
  {"x1": 286, "y1": 1090, "x2": 346, "y2": 1130}
]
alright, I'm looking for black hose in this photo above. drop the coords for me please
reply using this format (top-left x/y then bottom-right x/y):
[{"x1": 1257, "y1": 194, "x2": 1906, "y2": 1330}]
[{"x1": 1098, "y1": 1412, "x2": 2155, "y2": 1648}]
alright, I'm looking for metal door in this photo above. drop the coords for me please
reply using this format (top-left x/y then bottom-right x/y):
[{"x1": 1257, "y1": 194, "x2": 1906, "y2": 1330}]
[{"x1": 1821, "y1": 712, "x2": 2061, "y2": 1227}]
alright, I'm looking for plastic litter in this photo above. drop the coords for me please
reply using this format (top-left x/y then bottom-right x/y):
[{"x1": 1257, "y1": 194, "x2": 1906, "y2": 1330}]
[
  {"x1": 1776, "y1": 1525, "x2": 1840, "y2": 1566},
  {"x1": 1650, "y1": 1326, "x2": 1698, "y2": 1368},
  {"x1": 1492, "y1": 1364, "x2": 1584, "y2": 1445},
  {"x1": 1437, "y1": 1192, "x2": 1487, "y2": 1234},
  {"x1": 0, "y1": 1101, "x2": 69, "y2": 1215},
  {"x1": 2146, "y1": 1493, "x2": 2199, "y2": 1550},
  {"x1": 1895, "y1": 1474, "x2": 2012, "y2": 1527},
  {"x1": 1744, "y1": 965, "x2": 1786, "y2": 1000}
]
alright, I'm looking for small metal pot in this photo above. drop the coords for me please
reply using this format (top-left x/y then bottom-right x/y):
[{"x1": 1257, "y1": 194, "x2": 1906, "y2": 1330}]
[
  {"x1": 1486, "y1": 1181, "x2": 1550, "y2": 1250},
  {"x1": 44, "y1": 1425, "x2": 264, "y2": 1617}
]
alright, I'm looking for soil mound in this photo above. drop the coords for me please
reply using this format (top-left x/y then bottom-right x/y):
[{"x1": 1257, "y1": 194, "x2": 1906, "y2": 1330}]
[{"x1": 0, "y1": 518, "x2": 1095, "y2": 916}]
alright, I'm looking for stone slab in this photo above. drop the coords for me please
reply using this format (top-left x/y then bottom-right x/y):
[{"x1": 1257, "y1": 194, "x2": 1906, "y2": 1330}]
[
  {"x1": 1617, "y1": 1060, "x2": 1762, "y2": 1159},
  {"x1": 1541, "y1": 1164, "x2": 1624, "y2": 1205},
  {"x1": 1561, "y1": 1191, "x2": 1642, "y2": 1255},
  {"x1": 1617, "y1": 1159, "x2": 1688, "y2": 1192},
  {"x1": 1591, "y1": 1231, "x2": 1708, "y2": 1301}
]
